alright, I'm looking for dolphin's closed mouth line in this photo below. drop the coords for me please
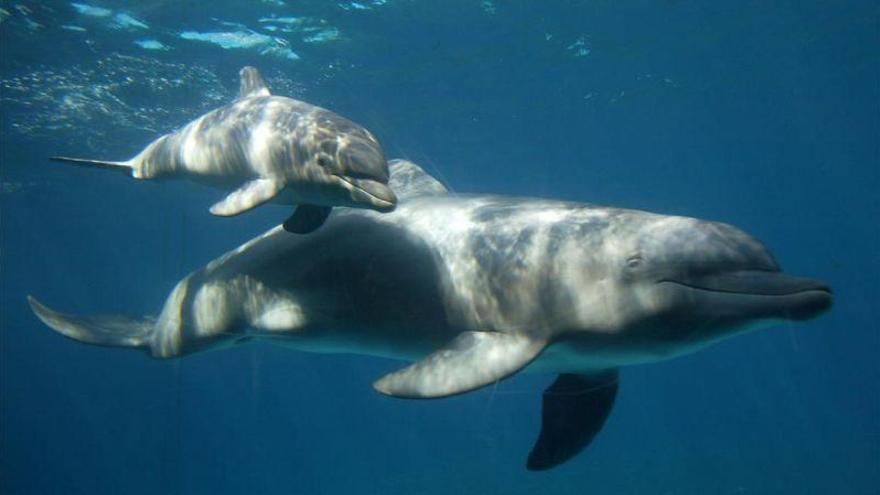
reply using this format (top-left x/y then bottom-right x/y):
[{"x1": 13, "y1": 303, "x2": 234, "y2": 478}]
[
  {"x1": 333, "y1": 174, "x2": 396, "y2": 207},
  {"x1": 658, "y1": 279, "x2": 833, "y2": 296}
]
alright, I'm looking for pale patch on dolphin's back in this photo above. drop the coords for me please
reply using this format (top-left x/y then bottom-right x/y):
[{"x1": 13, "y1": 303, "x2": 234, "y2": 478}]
[{"x1": 387, "y1": 159, "x2": 448, "y2": 201}]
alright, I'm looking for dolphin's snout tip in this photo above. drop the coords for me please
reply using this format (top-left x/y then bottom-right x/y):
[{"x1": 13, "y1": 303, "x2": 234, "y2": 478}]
[
  {"x1": 334, "y1": 175, "x2": 397, "y2": 211},
  {"x1": 364, "y1": 185, "x2": 397, "y2": 212},
  {"x1": 662, "y1": 271, "x2": 834, "y2": 324},
  {"x1": 365, "y1": 182, "x2": 397, "y2": 211},
  {"x1": 769, "y1": 274, "x2": 832, "y2": 321},
  {"x1": 788, "y1": 283, "x2": 833, "y2": 321},
  {"x1": 791, "y1": 275, "x2": 833, "y2": 319}
]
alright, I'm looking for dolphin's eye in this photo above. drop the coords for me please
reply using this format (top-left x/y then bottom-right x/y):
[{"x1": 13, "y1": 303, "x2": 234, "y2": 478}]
[
  {"x1": 626, "y1": 255, "x2": 643, "y2": 269},
  {"x1": 317, "y1": 155, "x2": 332, "y2": 167}
]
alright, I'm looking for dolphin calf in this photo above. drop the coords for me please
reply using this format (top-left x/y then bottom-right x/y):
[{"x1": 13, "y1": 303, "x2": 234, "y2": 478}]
[
  {"x1": 50, "y1": 66, "x2": 397, "y2": 233},
  {"x1": 28, "y1": 160, "x2": 832, "y2": 470}
]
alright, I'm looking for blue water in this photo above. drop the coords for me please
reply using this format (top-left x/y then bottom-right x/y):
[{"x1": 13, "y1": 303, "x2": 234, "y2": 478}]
[{"x1": 1, "y1": 1, "x2": 877, "y2": 493}]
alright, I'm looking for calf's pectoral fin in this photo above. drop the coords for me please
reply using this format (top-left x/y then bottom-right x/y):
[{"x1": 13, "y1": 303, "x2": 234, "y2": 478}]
[
  {"x1": 283, "y1": 205, "x2": 332, "y2": 234},
  {"x1": 527, "y1": 370, "x2": 619, "y2": 471},
  {"x1": 209, "y1": 178, "x2": 283, "y2": 217},
  {"x1": 373, "y1": 331, "x2": 547, "y2": 399}
]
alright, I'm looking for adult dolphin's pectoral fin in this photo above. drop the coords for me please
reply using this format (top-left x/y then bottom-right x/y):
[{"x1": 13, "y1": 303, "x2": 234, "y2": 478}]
[
  {"x1": 373, "y1": 331, "x2": 547, "y2": 399},
  {"x1": 238, "y1": 66, "x2": 271, "y2": 99},
  {"x1": 282, "y1": 204, "x2": 332, "y2": 234},
  {"x1": 209, "y1": 178, "x2": 283, "y2": 217},
  {"x1": 527, "y1": 370, "x2": 619, "y2": 471}
]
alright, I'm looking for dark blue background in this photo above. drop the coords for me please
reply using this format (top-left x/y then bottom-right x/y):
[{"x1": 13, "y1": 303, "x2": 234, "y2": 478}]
[{"x1": 2, "y1": 1, "x2": 877, "y2": 493}]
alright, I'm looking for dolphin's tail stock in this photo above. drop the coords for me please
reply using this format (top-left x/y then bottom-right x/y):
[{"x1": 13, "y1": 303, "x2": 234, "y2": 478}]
[
  {"x1": 27, "y1": 296, "x2": 154, "y2": 350},
  {"x1": 49, "y1": 156, "x2": 134, "y2": 176}
]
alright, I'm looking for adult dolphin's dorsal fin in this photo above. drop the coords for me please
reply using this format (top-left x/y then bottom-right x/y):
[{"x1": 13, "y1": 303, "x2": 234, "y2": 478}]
[
  {"x1": 209, "y1": 178, "x2": 283, "y2": 216},
  {"x1": 238, "y1": 66, "x2": 271, "y2": 99},
  {"x1": 386, "y1": 159, "x2": 449, "y2": 201},
  {"x1": 373, "y1": 331, "x2": 546, "y2": 398},
  {"x1": 527, "y1": 371, "x2": 619, "y2": 471}
]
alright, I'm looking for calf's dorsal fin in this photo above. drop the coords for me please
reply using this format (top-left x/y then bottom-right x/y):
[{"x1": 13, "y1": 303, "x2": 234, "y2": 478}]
[{"x1": 238, "y1": 66, "x2": 271, "y2": 99}]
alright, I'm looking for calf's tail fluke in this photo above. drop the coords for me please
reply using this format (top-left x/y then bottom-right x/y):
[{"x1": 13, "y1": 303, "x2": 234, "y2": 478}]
[
  {"x1": 49, "y1": 156, "x2": 133, "y2": 174},
  {"x1": 28, "y1": 296, "x2": 154, "y2": 349}
]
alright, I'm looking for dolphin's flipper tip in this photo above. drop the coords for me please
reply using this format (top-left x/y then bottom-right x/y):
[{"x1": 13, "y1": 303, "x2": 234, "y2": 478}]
[
  {"x1": 283, "y1": 205, "x2": 332, "y2": 234},
  {"x1": 372, "y1": 378, "x2": 393, "y2": 396}
]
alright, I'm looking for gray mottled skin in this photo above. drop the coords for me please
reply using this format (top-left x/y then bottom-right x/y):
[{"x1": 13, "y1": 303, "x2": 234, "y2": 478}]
[
  {"x1": 51, "y1": 67, "x2": 396, "y2": 221},
  {"x1": 30, "y1": 159, "x2": 831, "y2": 378},
  {"x1": 28, "y1": 159, "x2": 833, "y2": 469}
]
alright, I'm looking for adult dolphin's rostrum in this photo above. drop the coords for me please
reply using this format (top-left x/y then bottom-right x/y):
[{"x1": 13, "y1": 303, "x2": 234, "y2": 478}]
[
  {"x1": 50, "y1": 67, "x2": 397, "y2": 233},
  {"x1": 28, "y1": 160, "x2": 832, "y2": 470}
]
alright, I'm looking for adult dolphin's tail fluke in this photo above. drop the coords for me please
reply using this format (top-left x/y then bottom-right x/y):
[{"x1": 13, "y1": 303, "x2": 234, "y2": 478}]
[
  {"x1": 28, "y1": 296, "x2": 153, "y2": 348},
  {"x1": 49, "y1": 66, "x2": 397, "y2": 233},
  {"x1": 26, "y1": 160, "x2": 833, "y2": 470}
]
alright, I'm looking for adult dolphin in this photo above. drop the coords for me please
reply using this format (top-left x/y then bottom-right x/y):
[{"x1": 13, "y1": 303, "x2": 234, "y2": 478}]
[
  {"x1": 50, "y1": 67, "x2": 397, "y2": 233},
  {"x1": 28, "y1": 160, "x2": 832, "y2": 470}
]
